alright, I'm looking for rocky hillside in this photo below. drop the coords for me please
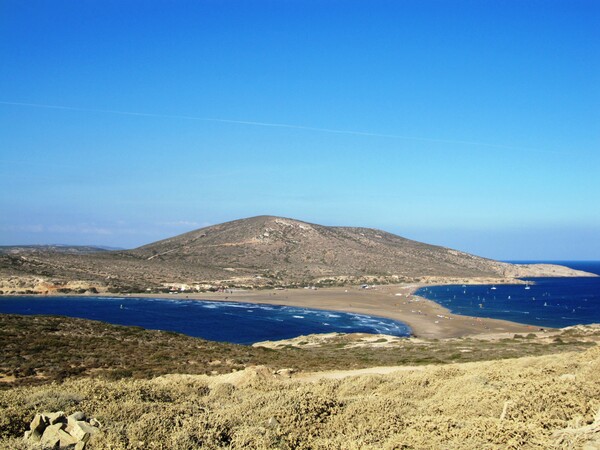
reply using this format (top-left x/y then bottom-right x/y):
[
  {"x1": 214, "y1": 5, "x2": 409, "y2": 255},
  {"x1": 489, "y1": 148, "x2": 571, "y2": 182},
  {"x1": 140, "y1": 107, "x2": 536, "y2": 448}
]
[
  {"x1": 126, "y1": 215, "x2": 593, "y2": 281},
  {"x1": 0, "y1": 216, "x2": 593, "y2": 293},
  {"x1": 129, "y1": 215, "x2": 505, "y2": 278}
]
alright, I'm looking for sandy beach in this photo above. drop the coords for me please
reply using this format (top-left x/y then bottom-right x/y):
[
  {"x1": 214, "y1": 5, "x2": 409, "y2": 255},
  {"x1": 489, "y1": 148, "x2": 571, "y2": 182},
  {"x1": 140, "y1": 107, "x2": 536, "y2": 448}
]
[{"x1": 131, "y1": 284, "x2": 541, "y2": 339}]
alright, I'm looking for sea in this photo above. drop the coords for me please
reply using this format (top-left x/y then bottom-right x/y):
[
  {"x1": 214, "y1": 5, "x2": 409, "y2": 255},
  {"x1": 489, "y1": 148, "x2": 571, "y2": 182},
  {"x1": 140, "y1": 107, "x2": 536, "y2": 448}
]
[
  {"x1": 0, "y1": 296, "x2": 411, "y2": 345},
  {"x1": 1, "y1": 261, "x2": 597, "y2": 342},
  {"x1": 415, "y1": 261, "x2": 600, "y2": 329}
]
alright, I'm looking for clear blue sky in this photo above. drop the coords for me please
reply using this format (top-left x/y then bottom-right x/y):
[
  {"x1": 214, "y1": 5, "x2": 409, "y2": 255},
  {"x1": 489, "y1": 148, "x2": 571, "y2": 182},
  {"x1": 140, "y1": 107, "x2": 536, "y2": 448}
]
[{"x1": 1, "y1": 0, "x2": 598, "y2": 260}]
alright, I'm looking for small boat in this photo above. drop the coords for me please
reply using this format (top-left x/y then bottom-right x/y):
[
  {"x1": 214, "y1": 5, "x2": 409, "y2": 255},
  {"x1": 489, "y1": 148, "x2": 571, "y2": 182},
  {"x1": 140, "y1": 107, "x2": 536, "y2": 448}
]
[
  {"x1": 491, "y1": 286, "x2": 497, "y2": 290},
  {"x1": 525, "y1": 283, "x2": 531, "y2": 290}
]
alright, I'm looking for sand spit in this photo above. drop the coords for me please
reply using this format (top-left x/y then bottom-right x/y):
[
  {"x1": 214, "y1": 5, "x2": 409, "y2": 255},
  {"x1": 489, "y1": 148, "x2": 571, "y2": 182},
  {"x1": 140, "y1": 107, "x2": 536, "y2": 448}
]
[
  {"x1": 2, "y1": 345, "x2": 599, "y2": 449},
  {"x1": 142, "y1": 283, "x2": 543, "y2": 339},
  {"x1": 1, "y1": 276, "x2": 592, "y2": 339}
]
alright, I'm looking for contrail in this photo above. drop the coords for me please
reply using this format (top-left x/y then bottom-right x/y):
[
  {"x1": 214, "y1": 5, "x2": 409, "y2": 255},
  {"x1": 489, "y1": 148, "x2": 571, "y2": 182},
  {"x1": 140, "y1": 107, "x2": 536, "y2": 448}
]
[{"x1": 0, "y1": 100, "x2": 558, "y2": 154}]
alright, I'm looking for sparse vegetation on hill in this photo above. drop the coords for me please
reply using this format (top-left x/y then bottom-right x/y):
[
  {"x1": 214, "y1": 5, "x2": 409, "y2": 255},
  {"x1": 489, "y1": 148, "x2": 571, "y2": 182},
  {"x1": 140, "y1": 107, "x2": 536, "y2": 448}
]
[
  {"x1": 1, "y1": 315, "x2": 598, "y2": 389},
  {"x1": 0, "y1": 216, "x2": 592, "y2": 293}
]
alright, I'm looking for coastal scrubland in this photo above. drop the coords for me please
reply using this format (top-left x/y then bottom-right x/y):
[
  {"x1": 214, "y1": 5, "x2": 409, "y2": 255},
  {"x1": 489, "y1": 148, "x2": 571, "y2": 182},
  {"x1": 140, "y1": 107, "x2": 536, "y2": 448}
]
[
  {"x1": 1, "y1": 315, "x2": 600, "y2": 448},
  {"x1": 1, "y1": 315, "x2": 598, "y2": 388},
  {"x1": 1, "y1": 339, "x2": 599, "y2": 449}
]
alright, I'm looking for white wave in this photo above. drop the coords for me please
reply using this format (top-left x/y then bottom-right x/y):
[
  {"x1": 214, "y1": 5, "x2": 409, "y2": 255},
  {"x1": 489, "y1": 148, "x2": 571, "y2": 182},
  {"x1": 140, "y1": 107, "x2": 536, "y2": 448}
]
[{"x1": 213, "y1": 302, "x2": 258, "y2": 309}]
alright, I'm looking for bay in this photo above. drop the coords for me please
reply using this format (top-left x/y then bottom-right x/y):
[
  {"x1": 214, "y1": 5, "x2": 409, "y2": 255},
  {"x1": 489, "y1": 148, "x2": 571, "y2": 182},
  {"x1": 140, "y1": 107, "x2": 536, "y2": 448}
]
[
  {"x1": 415, "y1": 261, "x2": 600, "y2": 329},
  {"x1": 0, "y1": 296, "x2": 411, "y2": 345}
]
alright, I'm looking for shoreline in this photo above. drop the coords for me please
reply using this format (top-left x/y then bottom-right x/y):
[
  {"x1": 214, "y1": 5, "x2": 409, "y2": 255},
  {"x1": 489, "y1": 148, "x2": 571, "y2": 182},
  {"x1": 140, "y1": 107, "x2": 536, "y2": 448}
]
[
  {"x1": 124, "y1": 283, "x2": 542, "y2": 339},
  {"x1": 0, "y1": 282, "x2": 551, "y2": 340}
]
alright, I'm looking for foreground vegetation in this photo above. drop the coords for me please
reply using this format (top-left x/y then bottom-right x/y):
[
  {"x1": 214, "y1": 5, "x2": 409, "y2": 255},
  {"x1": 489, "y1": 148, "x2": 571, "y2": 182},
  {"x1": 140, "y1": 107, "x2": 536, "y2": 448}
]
[
  {"x1": 1, "y1": 345, "x2": 599, "y2": 449},
  {"x1": 1, "y1": 314, "x2": 598, "y2": 388},
  {"x1": 1, "y1": 314, "x2": 600, "y2": 448}
]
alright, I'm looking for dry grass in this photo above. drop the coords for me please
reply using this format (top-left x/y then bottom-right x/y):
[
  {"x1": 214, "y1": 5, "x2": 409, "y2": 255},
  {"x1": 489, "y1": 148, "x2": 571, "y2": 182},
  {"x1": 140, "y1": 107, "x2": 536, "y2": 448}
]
[
  {"x1": 2, "y1": 315, "x2": 599, "y2": 448},
  {"x1": 1, "y1": 345, "x2": 599, "y2": 449}
]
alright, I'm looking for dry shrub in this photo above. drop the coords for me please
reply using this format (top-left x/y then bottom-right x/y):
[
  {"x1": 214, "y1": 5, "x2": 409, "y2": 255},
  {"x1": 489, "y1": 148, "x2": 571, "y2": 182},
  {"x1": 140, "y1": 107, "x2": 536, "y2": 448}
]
[
  {"x1": 0, "y1": 386, "x2": 82, "y2": 440},
  {"x1": 0, "y1": 403, "x2": 30, "y2": 441},
  {"x1": 1, "y1": 346, "x2": 599, "y2": 450},
  {"x1": 0, "y1": 437, "x2": 33, "y2": 450},
  {"x1": 24, "y1": 389, "x2": 83, "y2": 411},
  {"x1": 208, "y1": 382, "x2": 235, "y2": 398}
]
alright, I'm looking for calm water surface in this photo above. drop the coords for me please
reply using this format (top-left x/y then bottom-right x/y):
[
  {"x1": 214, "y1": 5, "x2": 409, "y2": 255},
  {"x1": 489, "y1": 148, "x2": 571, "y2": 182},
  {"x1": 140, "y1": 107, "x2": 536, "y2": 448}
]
[{"x1": 415, "y1": 261, "x2": 600, "y2": 329}]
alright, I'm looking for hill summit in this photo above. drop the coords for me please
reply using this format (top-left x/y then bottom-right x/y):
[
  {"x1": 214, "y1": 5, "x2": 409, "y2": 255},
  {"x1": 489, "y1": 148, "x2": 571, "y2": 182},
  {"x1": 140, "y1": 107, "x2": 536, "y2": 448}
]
[{"x1": 129, "y1": 215, "x2": 506, "y2": 279}]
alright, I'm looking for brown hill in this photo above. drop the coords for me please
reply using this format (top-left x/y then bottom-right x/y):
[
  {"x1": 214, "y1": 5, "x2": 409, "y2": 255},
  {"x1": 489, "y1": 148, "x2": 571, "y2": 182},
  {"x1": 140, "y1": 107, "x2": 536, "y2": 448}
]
[
  {"x1": 0, "y1": 216, "x2": 593, "y2": 293},
  {"x1": 126, "y1": 215, "x2": 592, "y2": 280},
  {"x1": 130, "y1": 215, "x2": 506, "y2": 278}
]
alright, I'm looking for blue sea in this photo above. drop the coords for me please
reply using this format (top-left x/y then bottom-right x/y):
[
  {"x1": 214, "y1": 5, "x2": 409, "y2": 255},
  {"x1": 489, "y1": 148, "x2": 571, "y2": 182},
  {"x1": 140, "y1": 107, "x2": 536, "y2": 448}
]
[
  {"x1": 415, "y1": 261, "x2": 600, "y2": 329},
  {"x1": 0, "y1": 296, "x2": 411, "y2": 345}
]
